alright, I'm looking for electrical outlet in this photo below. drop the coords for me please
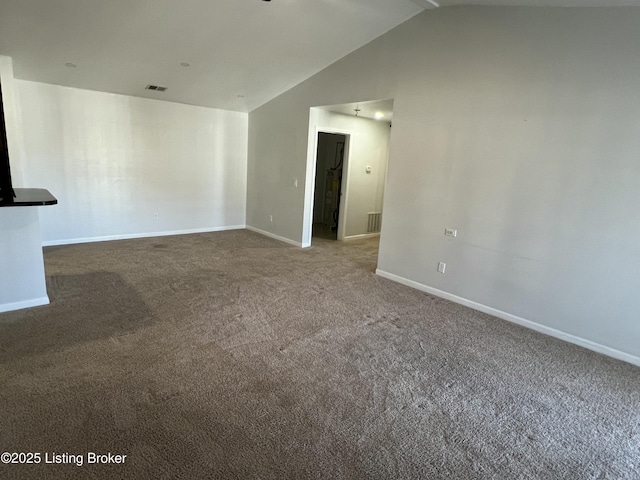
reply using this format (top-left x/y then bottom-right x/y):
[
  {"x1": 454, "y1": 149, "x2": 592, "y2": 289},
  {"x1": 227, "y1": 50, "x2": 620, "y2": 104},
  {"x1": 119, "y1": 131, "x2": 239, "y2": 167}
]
[
  {"x1": 438, "y1": 262, "x2": 446, "y2": 274},
  {"x1": 294, "y1": 178, "x2": 298, "y2": 188},
  {"x1": 269, "y1": 215, "x2": 273, "y2": 223},
  {"x1": 444, "y1": 228, "x2": 457, "y2": 237}
]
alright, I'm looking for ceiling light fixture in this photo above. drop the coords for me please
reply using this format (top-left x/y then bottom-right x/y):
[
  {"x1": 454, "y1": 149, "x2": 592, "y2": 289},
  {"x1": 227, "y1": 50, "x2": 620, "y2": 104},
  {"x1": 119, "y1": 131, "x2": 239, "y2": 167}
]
[
  {"x1": 64, "y1": 62, "x2": 77, "y2": 68},
  {"x1": 374, "y1": 112, "x2": 384, "y2": 120},
  {"x1": 354, "y1": 107, "x2": 361, "y2": 117},
  {"x1": 180, "y1": 62, "x2": 190, "y2": 67}
]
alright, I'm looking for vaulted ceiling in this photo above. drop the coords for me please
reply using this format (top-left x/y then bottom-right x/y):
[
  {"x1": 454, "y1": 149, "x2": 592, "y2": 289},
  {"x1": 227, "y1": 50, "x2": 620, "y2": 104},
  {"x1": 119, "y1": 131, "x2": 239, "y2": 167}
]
[{"x1": 1, "y1": 0, "x2": 638, "y2": 112}]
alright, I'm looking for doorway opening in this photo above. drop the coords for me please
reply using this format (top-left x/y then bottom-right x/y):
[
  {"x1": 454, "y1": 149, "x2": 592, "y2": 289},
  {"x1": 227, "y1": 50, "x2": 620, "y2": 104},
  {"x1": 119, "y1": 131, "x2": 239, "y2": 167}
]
[
  {"x1": 313, "y1": 132, "x2": 347, "y2": 240},
  {"x1": 302, "y1": 99, "x2": 393, "y2": 249}
]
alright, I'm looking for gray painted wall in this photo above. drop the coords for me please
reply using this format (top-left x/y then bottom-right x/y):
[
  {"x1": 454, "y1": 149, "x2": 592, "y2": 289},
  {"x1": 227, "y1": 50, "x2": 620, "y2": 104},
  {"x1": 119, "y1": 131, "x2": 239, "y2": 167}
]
[
  {"x1": 312, "y1": 110, "x2": 390, "y2": 239},
  {"x1": 247, "y1": 7, "x2": 640, "y2": 362}
]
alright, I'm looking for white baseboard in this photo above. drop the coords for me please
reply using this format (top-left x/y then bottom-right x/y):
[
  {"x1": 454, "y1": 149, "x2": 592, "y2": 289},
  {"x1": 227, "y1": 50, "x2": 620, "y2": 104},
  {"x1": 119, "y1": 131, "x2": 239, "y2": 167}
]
[
  {"x1": 343, "y1": 232, "x2": 380, "y2": 241},
  {"x1": 0, "y1": 296, "x2": 50, "y2": 314},
  {"x1": 301, "y1": 232, "x2": 380, "y2": 247},
  {"x1": 375, "y1": 269, "x2": 640, "y2": 368},
  {"x1": 246, "y1": 226, "x2": 302, "y2": 247},
  {"x1": 42, "y1": 225, "x2": 246, "y2": 247}
]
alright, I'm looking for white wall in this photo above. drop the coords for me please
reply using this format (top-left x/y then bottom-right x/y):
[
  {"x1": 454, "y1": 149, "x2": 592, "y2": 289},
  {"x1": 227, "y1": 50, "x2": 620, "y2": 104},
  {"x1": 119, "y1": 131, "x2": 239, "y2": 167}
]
[
  {"x1": 247, "y1": 7, "x2": 640, "y2": 364},
  {"x1": 0, "y1": 56, "x2": 24, "y2": 187},
  {"x1": 310, "y1": 110, "x2": 390, "y2": 239},
  {"x1": 0, "y1": 57, "x2": 48, "y2": 313},
  {"x1": 0, "y1": 208, "x2": 49, "y2": 312},
  {"x1": 17, "y1": 81, "x2": 248, "y2": 244}
]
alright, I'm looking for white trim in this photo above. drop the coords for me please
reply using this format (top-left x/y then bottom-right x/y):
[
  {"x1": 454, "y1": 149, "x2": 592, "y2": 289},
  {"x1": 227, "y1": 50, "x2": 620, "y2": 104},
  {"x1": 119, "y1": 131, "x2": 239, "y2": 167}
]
[
  {"x1": 302, "y1": 109, "x2": 321, "y2": 248},
  {"x1": 375, "y1": 269, "x2": 640, "y2": 368},
  {"x1": 303, "y1": 107, "x2": 355, "y2": 248},
  {"x1": 343, "y1": 232, "x2": 380, "y2": 241},
  {"x1": 0, "y1": 296, "x2": 49, "y2": 314},
  {"x1": 246, "y1": 226, "x2": 302, "y2": 247},
  {"x1": 312, "y1": 127, "x2": 352, "y2": 242},
  {"x1": 42, "y1": 225, "x2": 246, "y2": 247},
  {"x1": 335, "y1": 133, "x2": 351, "y2": 242}
]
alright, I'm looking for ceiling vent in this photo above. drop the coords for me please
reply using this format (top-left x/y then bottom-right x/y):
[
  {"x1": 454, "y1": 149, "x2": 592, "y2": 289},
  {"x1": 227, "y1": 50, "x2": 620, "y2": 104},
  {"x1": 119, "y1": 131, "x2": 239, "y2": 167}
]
[{"x1": 145, "y1": 85, "x2": 167, "y2": 92}]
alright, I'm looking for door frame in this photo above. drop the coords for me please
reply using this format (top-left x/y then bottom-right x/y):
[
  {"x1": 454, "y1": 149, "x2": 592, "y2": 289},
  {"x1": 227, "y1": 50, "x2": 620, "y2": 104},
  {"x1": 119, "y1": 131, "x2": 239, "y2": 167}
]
[{"x1": 303, "y1": 125, "x2": 352, "y2": 247}]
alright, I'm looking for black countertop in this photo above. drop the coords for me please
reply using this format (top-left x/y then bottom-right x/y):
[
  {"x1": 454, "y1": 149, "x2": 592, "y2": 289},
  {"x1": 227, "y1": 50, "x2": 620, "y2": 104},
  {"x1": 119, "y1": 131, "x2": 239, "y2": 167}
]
[{"x1": 0, "y1": 188, "x2": 57, "y2": 207}]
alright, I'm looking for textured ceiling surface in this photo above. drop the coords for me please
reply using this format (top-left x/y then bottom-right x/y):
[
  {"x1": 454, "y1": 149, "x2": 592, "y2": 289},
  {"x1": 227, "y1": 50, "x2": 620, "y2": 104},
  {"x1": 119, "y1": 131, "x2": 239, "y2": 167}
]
[
  {"x1": 0, "y1": 0, "x2": 422, "y2": 112},
  {"x1": 435, "y1": 0, "x2": 640, "y2": 5},
  {"x1": 1, "y1": 0, "x2": 639, "y2": 112}
]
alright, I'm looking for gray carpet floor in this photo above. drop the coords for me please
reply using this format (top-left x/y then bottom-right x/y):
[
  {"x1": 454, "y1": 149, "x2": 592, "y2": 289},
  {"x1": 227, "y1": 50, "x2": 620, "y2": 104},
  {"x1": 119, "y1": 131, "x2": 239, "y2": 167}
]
[{"x1": 0, "y1": 229, "x2": 638, "y2": 479}]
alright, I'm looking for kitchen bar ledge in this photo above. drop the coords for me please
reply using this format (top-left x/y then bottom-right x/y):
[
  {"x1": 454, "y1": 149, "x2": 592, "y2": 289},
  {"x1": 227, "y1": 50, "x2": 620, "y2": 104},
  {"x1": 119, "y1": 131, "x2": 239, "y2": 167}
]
[{"x1": 0, "y1": 188, "x2": 57, "y2": 206}]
